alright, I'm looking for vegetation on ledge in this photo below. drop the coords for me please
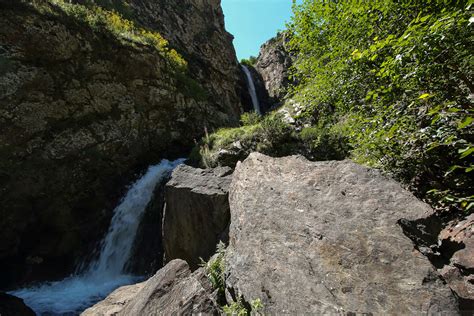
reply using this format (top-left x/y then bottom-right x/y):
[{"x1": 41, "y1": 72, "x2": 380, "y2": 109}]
[
  {"x1": 190, "y1": 111, "x2": 349, "y2": 168},
  {"x1": 27, "y1": 0, "x2": 187, "y2": 70}
]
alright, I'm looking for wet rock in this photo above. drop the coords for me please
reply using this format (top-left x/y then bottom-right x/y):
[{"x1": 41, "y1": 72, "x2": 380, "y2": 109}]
[
  {"x1": 225, "y1": 153, "x2": 459, "y2": 314},
  {"x1": 163, "y1": 165, "x2": 232, "y2": 268},
  {"x1": 127, "y1": 179, "x2": 167, "y2": 276},
  {"x1": 0, "y1": 292, "x2": 35, "y2": 316},
  {"x1": 82, "y1": 259, "x2": 218, "y2": 316}
]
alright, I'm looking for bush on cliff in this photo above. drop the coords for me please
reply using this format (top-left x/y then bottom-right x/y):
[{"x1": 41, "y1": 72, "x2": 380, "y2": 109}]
[
  {"x1": 287, "y1": 0, "x2": 473, "y2": 213},
  {"x1": 190, "y1": 110, "x2": 351, "y2": 168}
]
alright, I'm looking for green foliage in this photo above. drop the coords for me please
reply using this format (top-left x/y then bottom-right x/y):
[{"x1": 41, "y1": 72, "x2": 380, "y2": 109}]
[
  {"x1": 241, "y1": 56, "x2": 257, "y2": 66},
  {"x1": 202, "y1": 243, "x2": 264, "y2": 315},
  {"x1": 202, "y1": 241, "x2": 226, "y2": 300},
  {"x1": 299, "y1": 123, "x2": 351, "y2": 161},
  {"x1": 222, "y1": 297, "x2": 264, "y2": 316},
  {"x1": 223, "y1": 297, "x2": 248, "y2": 316},
  {"x1": 32, "y1": 0, "x2": 187, "y2": 69},
  {"x1": 192, "y1": 112, "x2": 297, "y2": 168},
  {"x1": 240, "y1": 112, "x2": 261, "y2": 126},
  {"x1": 288, "y1": 0, "x2": 473, "y2": 212},
  {"x1": 78, "y1": 0, "x2": 134, "y2": 19}
]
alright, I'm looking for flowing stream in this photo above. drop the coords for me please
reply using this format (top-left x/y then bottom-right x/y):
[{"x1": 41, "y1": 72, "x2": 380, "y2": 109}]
[
  {"x1": 241, "y1": 65, "x2": 262, "y2": 115},
  {"x1": 10, "y1": 158, "x2": 185, "y2": 315}
]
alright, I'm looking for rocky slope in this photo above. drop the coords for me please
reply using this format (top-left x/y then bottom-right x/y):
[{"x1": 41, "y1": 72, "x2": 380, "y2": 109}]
[
  {"x1": 0, "y1": 0, "x2": 242, "y2": 288},
  {"x1": 89, "y1": 153, "x2": 468, "y2": 314}
]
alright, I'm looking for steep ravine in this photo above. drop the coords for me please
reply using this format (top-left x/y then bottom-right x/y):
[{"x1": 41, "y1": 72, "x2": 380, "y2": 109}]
[
  {"x1": 0, "y1": 0, "x2": 245, "y2": 289},
  {"x1": 2, "y1": 1, "x2": 472, "y2": 315}
]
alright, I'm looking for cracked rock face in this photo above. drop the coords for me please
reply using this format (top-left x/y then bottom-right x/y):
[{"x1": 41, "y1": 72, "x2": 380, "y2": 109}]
[{"x1": 225, "y1": 153, "x2": 458, "y2": 314}]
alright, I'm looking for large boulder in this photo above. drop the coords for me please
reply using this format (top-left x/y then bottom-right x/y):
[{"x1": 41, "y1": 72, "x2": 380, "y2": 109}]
[
  {"x1": 163, "y1": 165, "x2": 232, "y2": 268},
  {"x1": 0, "y1": 0, "x2": 241, "y2": 287},
  {"x1": 82, "y1": 259, "x2": 219, "y2": 316},
  {"x1": 225, "y1": 153, "x2": 459, "y2": 314}
]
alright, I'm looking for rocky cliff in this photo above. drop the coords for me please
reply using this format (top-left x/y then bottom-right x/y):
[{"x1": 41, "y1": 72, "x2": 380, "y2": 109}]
[
  {"x1": 254, "y1": 32, "x2": 293, "y2": 106},
  {"x1": 0, "y1": 0, "x2": 242, "y2": 288}
]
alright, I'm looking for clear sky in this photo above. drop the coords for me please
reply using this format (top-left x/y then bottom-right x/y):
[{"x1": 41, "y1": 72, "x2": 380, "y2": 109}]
[{"x1": 221, "y1": 0, "x2": 300, "y2": 61}]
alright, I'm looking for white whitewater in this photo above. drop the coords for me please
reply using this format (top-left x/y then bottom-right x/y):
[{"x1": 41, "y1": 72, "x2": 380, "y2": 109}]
[
  {"x1": 10, "y1": 158, "x2": 185, "y2": 315},
  {"x1": 242, "y1": 65, "x2": 262, "y2": 115}
]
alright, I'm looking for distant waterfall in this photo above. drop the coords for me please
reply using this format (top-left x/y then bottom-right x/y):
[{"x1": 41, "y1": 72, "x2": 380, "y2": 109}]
[
  {"x1": 242, "y1": 65, "x2": 262, "y2": 115},
  {"x1": 10, "y1": 159, "x2": 184, "y2": 315}
]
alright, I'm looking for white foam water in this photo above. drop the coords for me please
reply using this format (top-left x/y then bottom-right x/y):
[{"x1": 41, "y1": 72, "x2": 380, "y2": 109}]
[
  {"x1": 10, "y1": 158, "x2": 185, "y2": 315},
  {"x1": 242, "y1": 64, "x2": 262, "y2": 115}
]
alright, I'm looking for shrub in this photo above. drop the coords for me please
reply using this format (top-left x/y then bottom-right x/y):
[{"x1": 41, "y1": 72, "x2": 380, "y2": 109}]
[
  {"x1": 201, "y1": 242, "x2": 226, "y2": 302},
  {"x1": 288, "y1": 0, "x2": 473, "y2": 213},
  {"x1": 299, "y1": 124, "x2": 350, "y2": 161},
  {"x1": 191, "y1": 112, "x2": 297, "y2": 167},
  {"x1": 240, "y1": 56, "x2": 257, "y2": 67},
  {"x1": 240, "y1": 112, "x2": 261, "y2": 126}
]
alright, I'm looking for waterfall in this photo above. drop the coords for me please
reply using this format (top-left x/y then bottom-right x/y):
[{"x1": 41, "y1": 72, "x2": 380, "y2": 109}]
[
  {"x1": 241, "y1": 65, "x2": 262, "y2": 115},
  {"x1": 10, "y1": 158, "x2": 184, "y2": 315}
]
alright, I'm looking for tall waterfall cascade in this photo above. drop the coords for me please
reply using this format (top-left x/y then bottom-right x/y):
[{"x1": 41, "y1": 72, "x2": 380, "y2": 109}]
[
  {"x1": 10, "y1": 159, "x2": 185, "y2": 315},
  {"x1": 241, "y1": 65, "x2": 262, "y2": 115}
]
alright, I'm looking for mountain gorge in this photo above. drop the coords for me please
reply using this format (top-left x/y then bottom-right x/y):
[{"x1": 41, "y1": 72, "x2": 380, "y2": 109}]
[{"x1": 0, "y1": 0, "x2": 472, "y2": 315}]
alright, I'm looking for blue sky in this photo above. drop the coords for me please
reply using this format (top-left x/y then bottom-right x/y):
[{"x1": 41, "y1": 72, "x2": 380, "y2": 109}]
[{"x1": 221, "y1": 0, "x2": 300, "y2": 60}]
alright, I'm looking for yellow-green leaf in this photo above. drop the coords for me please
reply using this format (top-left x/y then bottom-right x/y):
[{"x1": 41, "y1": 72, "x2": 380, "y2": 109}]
[
  {"x1": 418, "y1": 93, "x2": 431, "y2": 99},
  {"x1": 458, "y1": 116, "x2": 473, "y2": 129},
  {"x1": 459, "y1": 147, "x2": 474, "y2": 159}
]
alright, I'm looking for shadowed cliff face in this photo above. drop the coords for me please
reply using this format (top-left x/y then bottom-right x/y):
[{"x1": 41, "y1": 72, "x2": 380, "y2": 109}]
[
  {"x1": 254, "y1": 32, "x2": 293, "y2": 106},
  {"x1": 0, "y1": 0, "x2": 242, "y2": 288}
]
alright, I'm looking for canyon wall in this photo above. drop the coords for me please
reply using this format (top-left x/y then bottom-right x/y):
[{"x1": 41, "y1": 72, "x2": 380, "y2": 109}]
[{"x1": 0, "y1": 0, "x2": 242, "y2": 288}]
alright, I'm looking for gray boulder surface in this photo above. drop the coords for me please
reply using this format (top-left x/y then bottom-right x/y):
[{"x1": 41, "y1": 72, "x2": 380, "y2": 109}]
[
  {"x1": 225, "y1": 152, "x2": 459, "y2": 314},
  {"x1": 163, "y1": 165, "x2": 233, "y2": 269},
  {"x1": 82, "y1": 259, "x2": 218, "y2": 316}
]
